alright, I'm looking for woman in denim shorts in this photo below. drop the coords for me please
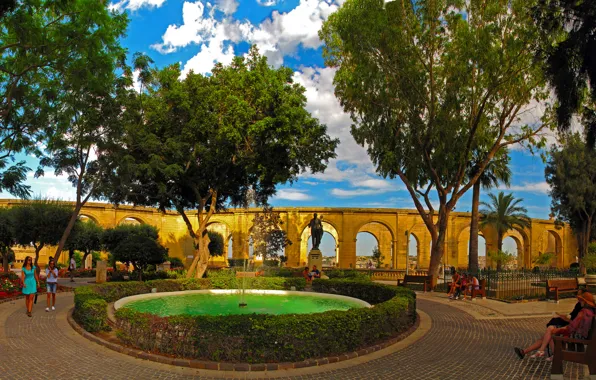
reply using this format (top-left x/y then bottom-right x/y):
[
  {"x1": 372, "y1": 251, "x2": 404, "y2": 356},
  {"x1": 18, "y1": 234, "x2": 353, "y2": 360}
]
[{"x1": 45, "y1": 258, "x2": 58, "y2": 312}]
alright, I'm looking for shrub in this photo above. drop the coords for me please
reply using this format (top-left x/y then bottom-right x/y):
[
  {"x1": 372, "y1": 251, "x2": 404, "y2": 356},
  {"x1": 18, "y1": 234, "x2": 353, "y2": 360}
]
[
  {"x1": 113, "y1": 279, "x2": 415, "y2": 363},
  {"x1": 168, "y1": 257, "x2": 184, "y2": 269},
  {"x1": 227, "y1": 258, "x2": 247, "y2": 268},
  {"x1": 325, "y1": 269, "x2": 371, "y2": 281},
  {"x1": 74, "y1": 298, "x2": 109, "y2": 332}
]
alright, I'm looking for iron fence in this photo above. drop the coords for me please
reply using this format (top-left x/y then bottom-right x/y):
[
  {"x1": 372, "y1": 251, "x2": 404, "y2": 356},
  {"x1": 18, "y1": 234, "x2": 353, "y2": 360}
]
[{"x1": 436, "y1": 269, "x2": 580, "y2": 300}]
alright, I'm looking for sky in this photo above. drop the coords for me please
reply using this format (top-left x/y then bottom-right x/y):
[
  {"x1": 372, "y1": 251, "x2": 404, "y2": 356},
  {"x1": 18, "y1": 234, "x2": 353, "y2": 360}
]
[{"x1": 6, "y1": 0, "x2": 554, "y2": 258}]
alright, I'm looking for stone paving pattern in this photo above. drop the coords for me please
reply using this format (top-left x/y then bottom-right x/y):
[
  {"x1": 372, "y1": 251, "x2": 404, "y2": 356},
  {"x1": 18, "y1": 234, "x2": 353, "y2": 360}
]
[{"x1": 0, "y1": 289, "x2": 587, "y2": 379}]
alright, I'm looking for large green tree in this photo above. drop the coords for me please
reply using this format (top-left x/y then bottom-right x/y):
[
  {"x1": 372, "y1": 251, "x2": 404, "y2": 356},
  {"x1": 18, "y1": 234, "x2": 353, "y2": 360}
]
[
  {"x1": 468, "y1": 149, "x2": 511, "y2": 272},
  {"x1": 105, "y1": 48, "x2": 338, "y2": 278},
  {"x1": 64, "y1": 220, "x2": 104, "y2": 268},
  {"x1": 534, "y1": 0, "x2": 596, "y2": 146},
  {"x1": 251, "y1": 206, "x2": 292, "y2": 262},
  {"x1": 0, "y1": 0, "x2": 129, "y2": 197},
  {"x1": 480, "y1": 192, "x2": 531, "y2": 270},
  {"x1": 545, "y1": 133, "x2": 596, "y2": 273},
  {"x1": 320, "y1": 0, "x2": 552, "y2": 276},
  {"x1": 0, "y1": 208, "x2": 15, "y2": 272},
  {"x1": 8, "y1": 199, "x2": 73, "y2": 268}
]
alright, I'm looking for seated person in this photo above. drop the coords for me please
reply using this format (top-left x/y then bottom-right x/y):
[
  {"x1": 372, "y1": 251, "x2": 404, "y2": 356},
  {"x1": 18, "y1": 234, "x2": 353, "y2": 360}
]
[
  {"x1": 514, "y1": 290, "x2": 595, "y2": 361},
  {"x1": 302, "y1": 267, "x2": 311, "y2": 281},
  {"x1": 448, "y1": 272, "x2": 461, "y2": 298},
  {"x1": 453, "y1": 274, "x2": 467, "y2": 300},
  {"x1": 463, "y1": 275, "x2": 480, "y2": 300},
  {"x1": 310, "y1": 265, "x2": 321, "y2": 279}
]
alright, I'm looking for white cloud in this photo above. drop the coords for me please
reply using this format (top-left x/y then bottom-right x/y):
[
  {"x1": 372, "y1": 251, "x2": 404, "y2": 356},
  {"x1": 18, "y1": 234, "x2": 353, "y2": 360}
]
[
  {"x1": 331, "y1": 188, "x2": 383, "y2": 198},
  {"x1": 109, "y1": 0, "x2": 166, "y2": 12},
  {"x1": 257, "y1": 0, "x2": 278, "y2": 5},
  {"x1": 499, "y1": 181, "x2": 550, "y2": 194},
  {"x1": 272, "y1": 189, "x2": 312, "y2": 201},
  {"x1": 215, "y1": 0, "x2": 238, "y2": 14}
]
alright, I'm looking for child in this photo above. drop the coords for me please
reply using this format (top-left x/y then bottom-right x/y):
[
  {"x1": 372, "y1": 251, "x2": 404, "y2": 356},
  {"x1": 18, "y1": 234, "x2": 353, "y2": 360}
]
[{"x1": 45, "y1": 258, "x2": 58, "y2": 312}]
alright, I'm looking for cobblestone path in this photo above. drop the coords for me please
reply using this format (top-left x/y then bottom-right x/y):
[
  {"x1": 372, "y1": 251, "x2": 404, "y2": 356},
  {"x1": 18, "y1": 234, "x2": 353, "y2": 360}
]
[{"x1": 0, "y1": 294, "x2": 586, "y2": 379}]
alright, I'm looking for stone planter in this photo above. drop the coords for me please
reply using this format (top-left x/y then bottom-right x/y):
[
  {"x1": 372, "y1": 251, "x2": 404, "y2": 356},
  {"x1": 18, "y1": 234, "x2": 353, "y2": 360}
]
[{"x1": 585, "y1": 274, "x2": 596, "y2": 286}]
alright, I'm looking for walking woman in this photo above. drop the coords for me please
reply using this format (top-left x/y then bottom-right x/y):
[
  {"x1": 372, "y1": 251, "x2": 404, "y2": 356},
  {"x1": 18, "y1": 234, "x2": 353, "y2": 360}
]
[
  {"x1": 20, "y1": 256, "x2": 39, "y2": 317},
  {"x1": 45, "y1": 257, "x2": 58, "y2": 312}
]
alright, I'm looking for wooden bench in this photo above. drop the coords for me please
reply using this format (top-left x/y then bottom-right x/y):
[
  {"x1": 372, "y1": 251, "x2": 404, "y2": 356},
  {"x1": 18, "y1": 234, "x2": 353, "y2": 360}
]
[
  {"x1": 546, "y1": 279, "x2": 580, "y2": 302},
  {"x1": 397, "y1": 275, "x2": 434, "y2": 292},
  {"x1": 551, "y1": 317, "x2": 595, "y2": 379}
]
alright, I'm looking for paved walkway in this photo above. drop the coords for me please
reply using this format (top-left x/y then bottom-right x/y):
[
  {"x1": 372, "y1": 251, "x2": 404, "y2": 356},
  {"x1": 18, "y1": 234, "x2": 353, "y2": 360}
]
[{"x1": 0, "y1": 289, "x2": 589, "y2": 379}]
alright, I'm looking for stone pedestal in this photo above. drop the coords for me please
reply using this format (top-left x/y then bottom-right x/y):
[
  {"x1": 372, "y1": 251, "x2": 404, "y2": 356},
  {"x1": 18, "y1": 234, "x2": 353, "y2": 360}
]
[
  {"x1": 308, "y1": 249, "x2": 323, "y2": 271},
  {"x1": 96, "y1": 260, "x2": 107, "y2": 284}
]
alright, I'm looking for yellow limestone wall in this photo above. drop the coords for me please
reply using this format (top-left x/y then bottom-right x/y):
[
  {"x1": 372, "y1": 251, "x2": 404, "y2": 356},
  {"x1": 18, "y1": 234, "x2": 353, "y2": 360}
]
[{"x1": 0, "y1": 200, "x2": 577, "y2": 270}]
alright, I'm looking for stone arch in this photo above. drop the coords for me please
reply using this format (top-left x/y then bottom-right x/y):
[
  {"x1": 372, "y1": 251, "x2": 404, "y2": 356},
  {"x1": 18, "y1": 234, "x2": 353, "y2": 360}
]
[
  {"x1": 300, "y1": 221, "x2": 339, "y2": 267},
  {"x1": 408, "y1": 232, "x2": 421, "y2": 270},
  {"x1": 540, "y1": 229, "x2": 563, "y2": 267},
  {"x1": 356, "y1": 221, "x2": 394, "y2": 269},
  {"x1": 456, "y1": 227, "x2": 486, "y2": 269},
  {"x1": 78, "y1": 213, "x2": 99, "y2": 224},
  {"x1": 205, "y1": 221, "x2": 232, "y2": 265},
  {"x1": 502, "y1": 229, "x2": 529, "y2": 268},
  {"x1": 117, "y1": 216, "x2": 145, "y2": 225}
]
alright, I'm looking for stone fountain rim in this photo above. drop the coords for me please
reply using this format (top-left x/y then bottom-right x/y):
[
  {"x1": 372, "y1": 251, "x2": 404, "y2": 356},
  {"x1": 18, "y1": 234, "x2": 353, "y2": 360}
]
[{"x1": 113, "y1": 289, "x2": 372, "y2": 311}]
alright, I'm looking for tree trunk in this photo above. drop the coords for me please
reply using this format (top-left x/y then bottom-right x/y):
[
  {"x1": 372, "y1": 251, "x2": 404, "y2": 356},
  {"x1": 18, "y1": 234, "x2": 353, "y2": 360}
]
[
  {"x1": 496, "y1": 232, "x2": 503, "y2": 271},
  {"x1": 428, "y1": 211, "x2": 450, "y2": 279},
  {"x1": 34, "y1": 245, "x2": 43, "y2": 275},
  {"x1": 468, "y1": 181, "x2": 481, "y2": 273},
  {"x1": 53, "y1": 204, "x2": 82, "y2": 263},
  {"x1": 2, "y1": 254, "x2": 8, "y2": 273}
]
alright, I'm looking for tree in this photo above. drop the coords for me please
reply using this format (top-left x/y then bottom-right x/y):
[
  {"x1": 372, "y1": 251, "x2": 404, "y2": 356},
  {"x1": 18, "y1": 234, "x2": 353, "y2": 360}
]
[
  {"x1": 0, "y1": 208, "x2": 15, "y2": 272},
  {"x1": 534, "y1": 0, "x2": 596, "y2": 147},
  {"x1": 372, "y1": 246, "x2": 384, "y2": 268},
  {"x1": 207, "y1": 231, "x2": 224, "y2": 256},
  {"x1": 320, "y1": 0, "x2": 552, "y2": 276},
  {"x1": 545, "y1": 133, "x2": 596, "y2": 273},
  {"x1": 0, "y1": 0, "x2": 129, "y2": 197},
  {"x1": 251, "y1": 206, "x2": 292, "y2": 262},
  {"x1": 64, "y1": 220, "x2": 103, "y2": 269},
  {"x1": 105, "y1": 48, "x2": 338, "y2": 279},
  {"x1": 480, "y1": 192, "x2": 531, "y2": 270},
  {"x1": 468, "y1": 149, "x2": 511, "y2": 272},
  {"x1": 487, "y1": 250, "x2": 516, "y2": 270},
  {"x1": 111, "y1": 234, "x2": 168, "y2": 280},
  {"x1": 8, "y1": 199, "x2": 73, "y2": 268},
  {"x1": 102, "y1": 224, "x2": 167, "y2": 280}
]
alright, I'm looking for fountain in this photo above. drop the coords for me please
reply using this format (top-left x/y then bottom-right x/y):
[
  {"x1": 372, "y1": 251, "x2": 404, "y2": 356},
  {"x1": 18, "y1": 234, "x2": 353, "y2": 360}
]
[{"x1": 236, "y1": 258, "x2": 255, "y2": 308}]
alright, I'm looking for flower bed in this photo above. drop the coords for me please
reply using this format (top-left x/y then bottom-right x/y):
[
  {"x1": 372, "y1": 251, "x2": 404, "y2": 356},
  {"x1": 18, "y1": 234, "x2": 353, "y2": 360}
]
[
  {"x1": 0, "y1": 272, "x2": 66, "y2": 300},
  {"x1": 73, "y1": 278, "x2": 415, "y2": 364}
]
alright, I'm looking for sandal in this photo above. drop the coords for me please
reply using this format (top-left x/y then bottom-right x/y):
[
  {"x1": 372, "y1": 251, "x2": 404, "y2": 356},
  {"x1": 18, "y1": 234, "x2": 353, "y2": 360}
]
[
  {"x1": 545, "y1": 356, "x2": 553, "y2": 362},
  {"x1": 27, "y1": 312, "x2": 31, "y2": 317},
  {"x1": 530, "y1": 351, "x2": 545, "y2": 359},
  {"x1": 514, "y1": 347, "x2": 525, "y2": 360}
]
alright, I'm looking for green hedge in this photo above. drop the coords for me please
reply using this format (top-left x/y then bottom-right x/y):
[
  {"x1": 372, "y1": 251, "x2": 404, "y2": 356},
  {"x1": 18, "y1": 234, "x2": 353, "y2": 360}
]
[
  {"x1": 113, "y1": 279, "x2": 415, "y2": 363},
  {"x1": 73, "y1": 277, "x2": 306, "y2": 332}
]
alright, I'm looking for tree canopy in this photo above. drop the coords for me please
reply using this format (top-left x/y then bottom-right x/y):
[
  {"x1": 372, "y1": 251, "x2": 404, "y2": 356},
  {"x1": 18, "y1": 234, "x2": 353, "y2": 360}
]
[
  {"x1": 0, "y1": 208, "x2": 15, "y2": 272},
  {"x1": 251, "y1": 206, "x2": 292, "y2": 261},
  {"x1": 64, "y1": 220, "x2": 104, "y2": 267},
  {"x1": 545, "y1": 133, "x2": 596, "y2": 271},
  {"x1": 106, "y1": 47, "x2": 338, "y2": 278},
  {"x1": 321, "y1": 0, "x2": 553, "y2": 276},
  {"x1": 534, "y1": 0, "x2": 596, "y2": 146},
  {"x1": 0, "y1": 0, "x2": 128, "y2": 198}
]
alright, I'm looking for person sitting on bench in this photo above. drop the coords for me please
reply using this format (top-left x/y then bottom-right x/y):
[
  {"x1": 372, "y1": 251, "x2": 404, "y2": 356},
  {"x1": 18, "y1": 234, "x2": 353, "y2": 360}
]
[
  {"x1": 463, "y1": 275, "x2": 480, "y2": 300},
  {"x1": 448, "y1": 272, "x2": 461, "y2": 299},
  {"x1": 453, "y1": 274, "x2": 467, "y2": 300},
  {"x1": 514, "y1": 291, "x2": 595, "y2": 361},
  {"x1": 302, "y1": 267, "x2": 311, "y2": 281},
  {"x1": 310, "y1": 265, "x2": 321, "y2": 279}
]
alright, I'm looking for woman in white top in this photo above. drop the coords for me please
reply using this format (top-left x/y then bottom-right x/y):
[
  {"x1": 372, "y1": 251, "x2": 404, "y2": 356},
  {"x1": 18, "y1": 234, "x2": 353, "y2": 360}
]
[{"x1": 45, "y1": 258, "x2": 58, "y2": 312}]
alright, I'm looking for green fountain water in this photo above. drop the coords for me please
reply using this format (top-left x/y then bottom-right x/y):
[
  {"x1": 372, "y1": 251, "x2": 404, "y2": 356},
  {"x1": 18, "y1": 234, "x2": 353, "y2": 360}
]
[{"x1": 122, "y1": 293, "x2": 366, "y2": 317}]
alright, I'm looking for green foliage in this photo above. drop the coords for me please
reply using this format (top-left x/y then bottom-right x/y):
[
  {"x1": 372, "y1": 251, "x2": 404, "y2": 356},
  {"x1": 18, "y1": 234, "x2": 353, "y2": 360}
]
[
  {"x1": 113, "y1": 280, "x2": 415, "y2": 363},
  {"x1": 207, "y1": 231, "x2": 224, "y2": 256},
  {"x1": 582, "y1": 242, "x2": 596, "y2": 274},
  {"x1": 8, "y1": 199, "x2": 73, "y2": 265},
  {"x1": 111, "y1": 234, "x2": 168, "y2": 281},
  {"x1": 534, "y1": 252, "x2": 556, "y2": 266},
  {"x1": 102, "y1": 47, "x2": 338, "y2": 268},
  {"x1": 227, "y1": 258, "x2": 247, "y2": 268},
  {"x1": 65, "y1": 220, "x2": 104, "y2": 265},
  {"x1": 546, "y1": 133, "x2": 596, "y2": 263},
  {"x1": 320, "y1": 0, "x2": 552, "y2": 277},
  {"x1": 251, "y1": 206, "x2": 292, "y2": 261},
  {"x1": 168, "y1": 257, "x2": 184, "y2": 269},
  {"x1": 74, "y1": 298, "x2": 109, "y2": 332},
  {"x1": 0, "y1": 208, "x2": 15, "y2": 271},
  {"x1": 371, "y1": 246, "x2": 384, "y2": 268},
  {"x1": 325, "y1": 270, "x2": 371, "y2": 281},
  {"x1": 487, "y1": 250, "x2": 516, "y2": 269},
  {"x1": 0, "y1": 0, "x2": 129, "y2": 198}
]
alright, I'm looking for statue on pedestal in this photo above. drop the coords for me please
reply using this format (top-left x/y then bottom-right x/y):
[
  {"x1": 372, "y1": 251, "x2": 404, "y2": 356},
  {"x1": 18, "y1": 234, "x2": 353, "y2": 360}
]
[{"x1": 309, "y1": 213, "x2": 323, "y2": 250}]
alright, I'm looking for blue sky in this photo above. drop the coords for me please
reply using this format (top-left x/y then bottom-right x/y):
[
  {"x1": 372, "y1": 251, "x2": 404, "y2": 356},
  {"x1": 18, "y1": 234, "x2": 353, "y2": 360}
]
[{"x1": 5, "y1": 0, "x2": 553, "y2": 258}]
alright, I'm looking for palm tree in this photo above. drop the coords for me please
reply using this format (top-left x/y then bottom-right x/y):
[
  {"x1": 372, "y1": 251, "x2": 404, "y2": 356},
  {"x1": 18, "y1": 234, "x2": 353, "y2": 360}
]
[
  {"x1": 468, "y1": 150, "x2": 511, "y2": 272},
  {"x1": 480, "y1": 192, "x2": 531, "y2": 270}
]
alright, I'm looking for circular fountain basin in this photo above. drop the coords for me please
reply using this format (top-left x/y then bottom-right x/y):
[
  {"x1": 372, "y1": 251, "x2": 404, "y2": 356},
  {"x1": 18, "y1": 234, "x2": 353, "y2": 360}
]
[{"x1": 114, "y1": 289, "x2": 371, "y2": 317}]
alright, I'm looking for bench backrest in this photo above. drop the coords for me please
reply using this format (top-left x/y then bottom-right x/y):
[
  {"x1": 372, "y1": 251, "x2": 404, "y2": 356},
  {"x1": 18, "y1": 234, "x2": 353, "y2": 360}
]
[
  {"x1": 478, "y1": 279, "x2": 486, "y2": 289},
  {"x1": 547, "y1": 279, "x2": 578, "y2": 290},
  {"x1": 404, "y1": 275, "x2": 432, "y2": 283}
]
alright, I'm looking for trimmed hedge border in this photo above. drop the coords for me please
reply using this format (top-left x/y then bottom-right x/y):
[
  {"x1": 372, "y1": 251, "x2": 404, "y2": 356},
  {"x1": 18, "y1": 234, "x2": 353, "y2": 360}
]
[
  {"x1": 73, "y1": 278, "x2": 415, "y2": 365},
  {"x1": 67, "y1": 307, "x2": 420, "y2": 371}
]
